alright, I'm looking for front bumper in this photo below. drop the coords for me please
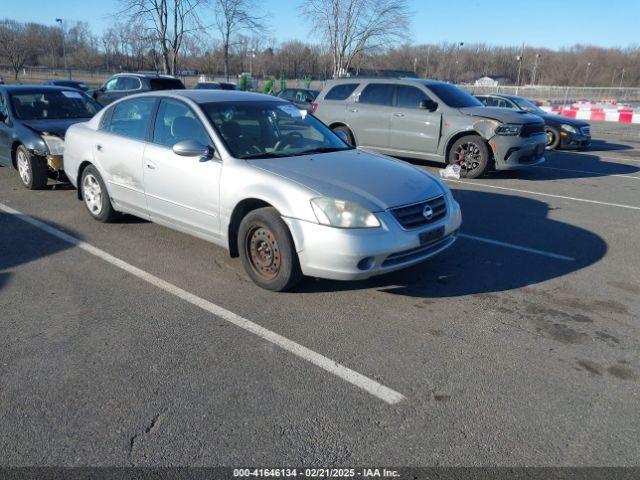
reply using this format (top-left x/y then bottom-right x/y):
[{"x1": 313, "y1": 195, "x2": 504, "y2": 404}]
[
  {"x1": 560, "y1": 132, "x2": 591, "y2": 149},
  {"x1": 283, "y1": 197, "x2": 462, "y2": 281},
  {"x1": 492, "y1": 133, "x2": 546, "y2": 170}
]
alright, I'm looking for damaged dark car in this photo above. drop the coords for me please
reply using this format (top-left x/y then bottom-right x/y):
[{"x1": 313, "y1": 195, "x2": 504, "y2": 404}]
[{"x1": 0, "y1": 85, "x2": 101, "y2": 189}]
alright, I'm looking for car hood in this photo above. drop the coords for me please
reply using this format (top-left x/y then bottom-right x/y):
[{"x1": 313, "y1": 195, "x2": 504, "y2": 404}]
[
  {"x1": 250, "y1": 149, "x2": 446, "y2": 212},
  {"x1": 21, "y1": 118, "x2": 90, "y2": 138},
  {"x1": 537, "y1": 112, "x2": 590, "y2": 127},
  {"x1": 460, "y1": 106, "x2": 543, "y2": 124}
]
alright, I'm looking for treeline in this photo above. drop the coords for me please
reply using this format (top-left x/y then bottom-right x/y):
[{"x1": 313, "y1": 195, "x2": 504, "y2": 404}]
[{"x1": 1, "y1": 16, "x2": 639, "y2": 87}]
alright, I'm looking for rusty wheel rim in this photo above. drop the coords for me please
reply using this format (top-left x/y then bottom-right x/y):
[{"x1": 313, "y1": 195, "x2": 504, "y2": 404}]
[{"x1": 247, "y1": 225, "x2": 281, "y2": 280}]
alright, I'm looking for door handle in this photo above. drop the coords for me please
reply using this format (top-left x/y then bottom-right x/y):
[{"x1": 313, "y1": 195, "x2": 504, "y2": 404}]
[
  {"x1": 96, "y1": 144, "x2": 102, "y2": 151},
  {"x1": 349, "y1": 108, "x2": 358, "y2": 113},
  {"x1": 393, "y1": 113, "x2": 405, "y2": 117},
  {"x1": 145, "y1": 160, "x2": 156, "y2": 170}
]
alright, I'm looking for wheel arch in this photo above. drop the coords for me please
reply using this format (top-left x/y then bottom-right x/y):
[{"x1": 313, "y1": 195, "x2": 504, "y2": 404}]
[
  {"x1": 444, "y1": 130, "x2": 486, "y2": 161},
  {"x1": 227, "y1": 198, "x2": 275, "y2": 257},
  {"x1": 328, "y1": 122, "x2": 357, "y2": 145},
  {"x1": 76, "y1": 160, "x2": 94, "y2": 199}
]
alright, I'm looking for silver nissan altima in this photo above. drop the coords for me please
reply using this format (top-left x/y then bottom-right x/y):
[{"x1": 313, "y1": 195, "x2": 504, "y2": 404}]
[{"x1": 63, "y1": 90, "x2": 462, "y2": 291}]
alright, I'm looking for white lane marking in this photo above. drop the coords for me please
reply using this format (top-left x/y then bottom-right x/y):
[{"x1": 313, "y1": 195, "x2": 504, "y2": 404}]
[
  {"x1": 445, "y1": 179, "x2": 640, "y2": 211},
  {"x1": 459, "y1": 234, "x2": 575, "y2": 262},
  {"x1": 533, "y1": 165, "x2": 640, "y2": 181},
  {"x1": 0, "y1": 203, "x2": 405, "y2": 405}
]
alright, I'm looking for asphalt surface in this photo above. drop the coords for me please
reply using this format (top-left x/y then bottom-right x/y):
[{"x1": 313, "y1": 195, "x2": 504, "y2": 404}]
[{"x1": 1, "y1": 122, "x2": 639, "y2": 467}]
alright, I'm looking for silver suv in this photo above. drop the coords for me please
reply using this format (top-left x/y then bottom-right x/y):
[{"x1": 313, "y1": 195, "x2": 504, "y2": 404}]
[{"x1": 313, "y1": 78, "x2": 546, "y2": 178}]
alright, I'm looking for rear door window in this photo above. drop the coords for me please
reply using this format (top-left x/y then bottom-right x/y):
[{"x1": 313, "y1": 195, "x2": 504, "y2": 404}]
[
  {"x1": 116, "y1": 76, "x2": 141, "y2": 91},
  {"x1": 324, "y1": 83, "x2": 358, "y2": 101},
  {"x1": 149, "y1": 78, "x2": 185, "y2": 90},
  {"x1": 108, "y1": 97, "x2": 156, "y2": 140},
  {"x1": 358, "y1": 84, "x2": 395, "y2": 106}
]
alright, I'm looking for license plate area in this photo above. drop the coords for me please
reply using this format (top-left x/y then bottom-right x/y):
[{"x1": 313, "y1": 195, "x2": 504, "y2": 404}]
[{"x1": 419, "y1": 226, "x2": 445, "y2": 245}]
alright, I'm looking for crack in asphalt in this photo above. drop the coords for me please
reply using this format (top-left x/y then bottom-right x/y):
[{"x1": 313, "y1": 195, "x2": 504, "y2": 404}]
[{"x1": 128, "y1": 410, "x2": 167, "y2": 465}]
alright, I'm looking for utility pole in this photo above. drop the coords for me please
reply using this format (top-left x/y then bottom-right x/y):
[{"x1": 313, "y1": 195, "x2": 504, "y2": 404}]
[
  {"x1": 454, "y1": 42, "x2": 464, "y2": 83},
  {"x1": 611, "y1": 68, "x2": 618, "y2": 88},
  {"x1": 531, "y1": 53, "x2": 540, "y2": 86},
  {"x1": 55, "y1": 18, "x2": 67, "y2": 79},
  {"x1": 619, "y1": 67, "x2": 625, "y2": 89},
  {"x1": 249, "y1": 48, "x2": 256, "y2": 77},
  {"x1": 584, "y1": 62, "x2": 592, "y2": 87},
  {"x1": 515, "y1": 43, "x2": 525, "y2": 95}
]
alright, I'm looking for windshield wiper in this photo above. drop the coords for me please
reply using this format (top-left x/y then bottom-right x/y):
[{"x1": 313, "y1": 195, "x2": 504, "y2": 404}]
[
  {"x1": 292, "y1": 146, "x2": 353, "y2": 156},
  {"x1": 240, "y1": 151, "x2": 291, "y2": 159}
]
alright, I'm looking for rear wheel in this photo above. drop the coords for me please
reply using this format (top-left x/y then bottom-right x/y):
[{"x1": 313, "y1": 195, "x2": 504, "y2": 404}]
[
  {"x1": 332, "y1": 125, "x2": 355, "y2": 146},
  {"x1": 16, "y1": 145, "x2": 47, "y2": 190},
  {"x1": 238, "y1": 207, "x2": 302, "y2": 291},
  {"x1": 545, "y1": 126, "x2": 561, "y2": 150},
  {"x1": 80, "y1": 165, "x2": 119, "y2": 222},
  {"x1": 448, "y1": 135, "x2": 489, "y2": 179}
]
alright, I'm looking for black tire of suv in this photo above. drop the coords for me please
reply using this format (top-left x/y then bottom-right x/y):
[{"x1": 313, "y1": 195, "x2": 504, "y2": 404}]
[
  {"x1": 16, "y1": 145, "x2": 48, "y2": 190},
  {"x1": 80, "y1": 165, "x2": 120, "y2": 223},
  {"x1": 448, "y1": 135, "x2": 490, "y2": 179},
  {"x1": 332, "y1": 126, "x2": 356, "y2": 146},
  {"x1": 238, "y1": 207, "x2": 303, "y2": 292},
  {"x1": 545, "y1": 126, "x2": 561, "y2": 150}
]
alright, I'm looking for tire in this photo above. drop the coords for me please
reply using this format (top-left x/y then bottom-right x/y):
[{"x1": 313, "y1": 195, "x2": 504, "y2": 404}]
[
  {"x1": 448, "y1": 135, "x2": 490, "y2": 179},
  {"x1": 80, "y1": 165, "x2": 119, "y2": 222},
  {"x1": 545, "y1": 126, "x2": 561, "y2": 150},
  {"x1": 238, "y1": 207, "x2": 303, "y2": 291},
  {"x1": 15, "y1": 145, "x2": 47, "y2": 190},
  {"x1": 332, "y1": 125, "x2": 355, "y2": 146}
]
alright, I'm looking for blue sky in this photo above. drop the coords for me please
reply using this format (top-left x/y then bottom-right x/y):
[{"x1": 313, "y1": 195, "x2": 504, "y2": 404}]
[{"x1": 5, "y1": 0, "x2": 639, "y2": 49}]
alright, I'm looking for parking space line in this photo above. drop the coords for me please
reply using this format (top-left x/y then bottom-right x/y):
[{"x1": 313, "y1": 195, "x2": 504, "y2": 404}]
[
  {"x1": 459, "y1": 234, "x2": 575, "y2": 261},
  {"x1": 445, "y1": 179, "x2": 640, "y2": 211},
  {"x1": 0, "y1": 202, "x2": 406, "y2": 406},
  {"x1": 533, "y1": 165, "x2": 640, "y2": 180},
  {"x1": 551, "y1": 151, "x2": 640, "y2": 164}
]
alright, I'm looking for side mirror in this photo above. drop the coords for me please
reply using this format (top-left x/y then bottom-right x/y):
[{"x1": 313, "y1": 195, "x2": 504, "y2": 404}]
[
  {"x1": 334, "y1": 130, "x2": 349, "y2": 144},
  {"x1": 419, "y1": 99, "x2": 438, "y2": 112},
  {"x1": 173, "y1": 140, "x2": 214, "y2": 161}
]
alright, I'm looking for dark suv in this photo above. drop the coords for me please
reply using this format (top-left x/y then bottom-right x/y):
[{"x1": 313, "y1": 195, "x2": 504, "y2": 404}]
[{"x1": 89, "y1": 73, "x2": 185, "y2": 106}]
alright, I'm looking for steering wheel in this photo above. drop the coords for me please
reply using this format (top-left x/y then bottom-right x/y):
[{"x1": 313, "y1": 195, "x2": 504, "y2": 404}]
[{"x1": 274, "y1": 131, "x2": 304, "y2": 151}]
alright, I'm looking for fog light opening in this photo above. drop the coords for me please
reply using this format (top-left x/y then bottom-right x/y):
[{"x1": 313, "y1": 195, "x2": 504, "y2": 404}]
[{"x1": 357, "y1": 257, "x2": 375, "y2": 271}]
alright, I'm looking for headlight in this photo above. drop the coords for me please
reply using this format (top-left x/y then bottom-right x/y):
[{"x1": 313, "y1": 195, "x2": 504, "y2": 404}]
[
  {"x1": 561, "y1": 124, "x2": 579, "y2": 134},
  {"x1": 495, "y1": 124, "x2": 522, "y2": 136},
  {"x1": 42, "y1": 134, "x2": 65, "y2": 156},
  {"x1": 310, "y1": 197, "x2": 380, "y2": 228}
]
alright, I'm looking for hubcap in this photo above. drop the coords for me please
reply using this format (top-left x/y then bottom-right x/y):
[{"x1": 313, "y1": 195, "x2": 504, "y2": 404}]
[
  {"x1": 247, "y1": 226, "x2": 281, "y2": 280},
  {"x1": 454, "y1": 142, "x2": 482, "y2": 172},
  {"x1": 83, "y1": 174, "x2": 103, "y2": 216},
  {"x1": 546, "y1": 130, "x2": 555, "y2": 146},
  {"x1": 17, "y1": 150, "x2": 30, "y2": 185}
]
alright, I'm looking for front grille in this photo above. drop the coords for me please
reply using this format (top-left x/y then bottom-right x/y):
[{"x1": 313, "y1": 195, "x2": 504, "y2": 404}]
[
  {"x1": 521, "y1": 123, "x2": 545, "y2": 137},
  {"x1": 581, "y1": 126, "x2": 591, "y2": 136},
  {"x1": 390, "y1": 195, "x2": 447, "y2": 230},
  {"x1": 382, "y1": 234, "x2": 456, "y2": 268}
]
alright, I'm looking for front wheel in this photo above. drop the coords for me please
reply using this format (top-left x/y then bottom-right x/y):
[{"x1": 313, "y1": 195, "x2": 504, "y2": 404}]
[
  {"x1": 448, "y1": 135, "x2": 490, "y2": 179},
  {"x1": 238, "y1": 207, "x2": 302, "y2": 291},
  {"x1": 332, "y1": 125, "x2": 355, "y2": 147},
  {"x1": 16, "y1": 145, "x2": 47, "y2": 190},
  {"x1": 545, "y1": 126, "x2": 561, "y2": 150},
  {"x1": 80, "y1": 165, "x2": 119, "y2": 222}
]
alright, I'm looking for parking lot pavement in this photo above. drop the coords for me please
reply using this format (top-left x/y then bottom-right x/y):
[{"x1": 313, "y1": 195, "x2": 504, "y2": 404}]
[{"x1": 1, "y1": 122, "x2": 639, "y2": 466}]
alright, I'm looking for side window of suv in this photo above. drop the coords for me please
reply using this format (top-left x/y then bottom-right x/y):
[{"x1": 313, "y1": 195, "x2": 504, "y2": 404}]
[
  {"x1": 396, "y1": 85, "x2": 429, "y2": 109},
  {"x1": 359, "y1": 84, "x2": 395, "y2": 106},
  {"x1": 103, "y1": 78, "x2": 119, "y2": 91},
  {"x1": 108, "y1": 97, "x2": 156, "y2": 140},
  {"x1": 116, "y1": 76, "x2": 141, "y2": 91},
  {"x1": 324, "y1": 83, "x2": 358, "y2": 101}
]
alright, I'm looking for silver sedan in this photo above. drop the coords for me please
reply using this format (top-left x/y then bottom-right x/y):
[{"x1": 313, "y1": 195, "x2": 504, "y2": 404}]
[{"x1": 63, "y1": 90, "x2": 462, "y2": 291}]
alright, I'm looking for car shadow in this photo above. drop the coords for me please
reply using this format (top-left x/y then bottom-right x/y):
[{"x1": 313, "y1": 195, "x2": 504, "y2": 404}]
[
  {"x1": 587, "y1": 139, "x2": 634, "y2": 152},
  {"x1": 0, "y1": 212, "x2": 81, "y2": 292},
  {"x1": 294, "y1": 188, "x2": 607, "y2": 297}
]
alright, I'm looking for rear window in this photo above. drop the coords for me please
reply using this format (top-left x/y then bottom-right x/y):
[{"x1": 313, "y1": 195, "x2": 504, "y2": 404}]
[
  {"x1": 324, "y1": 83, "x2": 358, "y2": 101},
  {"x1": 149, "y1": 78, "x2": 185, "y2": 90}
]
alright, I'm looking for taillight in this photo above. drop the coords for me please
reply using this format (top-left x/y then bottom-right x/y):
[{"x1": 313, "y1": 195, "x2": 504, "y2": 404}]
[{"x1": 312, "y1": 102, "x2": 318, "y2": 114}]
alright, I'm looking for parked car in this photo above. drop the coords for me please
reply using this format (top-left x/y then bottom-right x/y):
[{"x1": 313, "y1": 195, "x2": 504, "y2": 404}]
[
  {"x1": 193, "y1": 81, "x2": 238, "y2": 91},
  {"x1": 313, "y1": 78, "x2": 547, "y2": 178},
  {"x1": 275, "y1": 88, "x2": 320, "y2": 112},
  {"x1": 475, "y1": 93, "x2": 591, "y2": 150},
  {"x1": 43, "y1": 80, "x2": 89, "y2": 91},
  {"x1": 0, "y1": 85, "x2": 101, "y2": 189},
  {"x1": 89, "y1": 73, "x2": 185, "y2": 106},
  {"x1": 63, "y1": 90, "x2": 462, "y2": 291}
]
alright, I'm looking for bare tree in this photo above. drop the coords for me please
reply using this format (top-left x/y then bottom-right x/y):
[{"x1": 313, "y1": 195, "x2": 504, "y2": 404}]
[
  {"x1": 301, "y1": 0, "x2": 410, "y2": 78},
  {"x1": 119, "y1": 0, "x2": 204, "y2": 74},
  {"x1": 0, "y1": 20, "x2": 33, "y2": 80},
  {"x1": 212, "y1": 0, "x2": 266, "y2": 81}
]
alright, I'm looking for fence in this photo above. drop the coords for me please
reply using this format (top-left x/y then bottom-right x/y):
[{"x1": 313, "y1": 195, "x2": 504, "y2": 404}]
[{"x1": 462, "y1": 85, "x2": 640, "y2": 104}]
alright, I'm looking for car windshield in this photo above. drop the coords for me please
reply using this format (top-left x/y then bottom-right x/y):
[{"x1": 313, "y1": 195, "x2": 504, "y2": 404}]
[
  {"x1": 427, "y1": 83, "x2": 483, "y2": 108},
  {"x1": 10, "y1": 90, "x2": 101, "y2": 120},
  {"x1": 512, "y1": 96, "x2": 544, "y2": 113},
  {"x1": 201, "y1": 100, "x2": 352, "y2": 159}
]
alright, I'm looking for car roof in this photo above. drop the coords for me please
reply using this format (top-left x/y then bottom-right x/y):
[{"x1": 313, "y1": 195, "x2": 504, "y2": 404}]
[
  {"x1": 129, "y1": 89, "x2": 286, "y2": 104},
  {"x1": 0, "y1": 84, "x2": 85, "y2": 93},
  {"x1": 110, "y1": 72, "x2": 180, "y2": 79},
  {"x1": 324, "y1": 77, "x2": 449, "y2": 87}
]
